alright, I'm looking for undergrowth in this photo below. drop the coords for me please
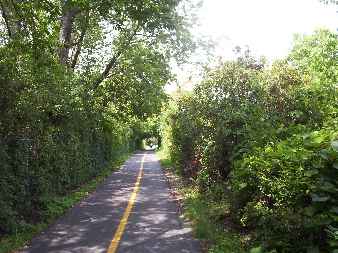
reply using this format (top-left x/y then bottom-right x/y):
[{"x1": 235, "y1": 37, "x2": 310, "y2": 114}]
[{"x1": 158, "y1": 149, "x2": 248, "y2": 253}]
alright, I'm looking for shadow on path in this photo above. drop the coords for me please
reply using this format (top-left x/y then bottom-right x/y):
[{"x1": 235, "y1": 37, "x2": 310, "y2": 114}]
[{"x1": 19, "y1": 151, "x2": 200, "y2": 253}]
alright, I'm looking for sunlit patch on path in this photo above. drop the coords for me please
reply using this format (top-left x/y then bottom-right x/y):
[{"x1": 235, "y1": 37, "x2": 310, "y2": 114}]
[{"x1": 19, "y1": 151, "x2": 200, "y2": 253}]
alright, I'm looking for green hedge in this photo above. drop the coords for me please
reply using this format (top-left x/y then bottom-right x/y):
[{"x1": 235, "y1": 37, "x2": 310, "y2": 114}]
[{"x1": 0, "y1": 50, "x2": 140, "y2": 236}]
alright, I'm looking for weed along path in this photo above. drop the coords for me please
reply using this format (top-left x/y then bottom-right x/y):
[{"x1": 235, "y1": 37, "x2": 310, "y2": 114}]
[{"x1": 19, "y1": 151, "x2": 200, "y2": 253}]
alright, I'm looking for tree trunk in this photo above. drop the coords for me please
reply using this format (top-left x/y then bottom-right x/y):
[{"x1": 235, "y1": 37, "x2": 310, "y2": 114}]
[
  {"x1": 0, "y1": 0, "x2": 22, "y2": 38},
  {"x1": 70, "y1": 11, "x2": 89, "y2": 69},
  {"x1": 0, "y1": 1, "x2": 12, "y2": 38},
  {"x1": 58, "y1": 6, "x2": 79, "y2": 65}
]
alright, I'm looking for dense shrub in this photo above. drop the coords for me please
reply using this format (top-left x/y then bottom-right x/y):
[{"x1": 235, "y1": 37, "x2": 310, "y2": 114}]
[
  {"x1": 161, "y1": 29, "x2": 338, "y2": 252},
  {"x1": 232, "y1": 123, "x2": 338, "y2": 251},
  {"x1": 0, "y1": 59, "x2": 140, "y2": 234}
]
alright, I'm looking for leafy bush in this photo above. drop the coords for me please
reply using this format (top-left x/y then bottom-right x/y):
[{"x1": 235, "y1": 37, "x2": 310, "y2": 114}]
[
  {"x1": 231, "y1": 123, "x2": 338, "y2": 251},
  {"x1": 0, "y1": 18, "x2": 167, "y2": 238},
  {"x1": 161, "y1": 29, "x2": 338, "y2": 252}
]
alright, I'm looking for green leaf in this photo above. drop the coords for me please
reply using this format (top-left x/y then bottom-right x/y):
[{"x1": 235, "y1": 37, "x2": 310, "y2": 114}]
[
  {"x1": 319, "y1": 149, "x2": 330, "y2": 160},
  {"x1": 330, "y1": 207, "x2": 338, "y2": 214},
  {"x1": 333, "y1": 163, "x2": 338, "y2": 170},
  {"x1": 306, "y1": 247, "x2": 319, "y2": 253},
  {"x1": 311, "y1": 133, "x2": 326, "y2": 145},
  {"x1": 250, "y1": 246, "x2": 263, "y2": 253},
  {"x1": 331, "y1": 140, "x2": 338, "y2": 152},
  {"x1": 319, "y1": 181, "x2": 336, "y2": 193},
  {"x1": 304, "y1": 169, "x2": 319, "y2": 177},
  {"x1": 311, "y1": 194, "x2": 330, "y2": 202},
  {"x1": 304, "y1": 206, "x2": 316, "y2": 216},
  {"x1": 239, "y1": 182, "x2": 247, "y2": 189}
]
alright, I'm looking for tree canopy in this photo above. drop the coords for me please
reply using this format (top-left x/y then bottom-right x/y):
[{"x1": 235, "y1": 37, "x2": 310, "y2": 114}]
[{"x1": 0, "y1": 0, "x2": 194, "y2": 238}]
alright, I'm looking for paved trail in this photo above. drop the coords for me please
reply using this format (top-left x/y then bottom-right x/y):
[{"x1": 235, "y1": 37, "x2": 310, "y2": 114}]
[{"x1": 20, "y1": 151, "x2": 200, "y2": 253}]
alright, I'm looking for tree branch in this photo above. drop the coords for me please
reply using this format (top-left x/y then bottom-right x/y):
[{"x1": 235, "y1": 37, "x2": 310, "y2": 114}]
[
  {"x1": 70, "y1": 10, "x2": 89, "y2": 69},
  {"x1": 92, "y1": 24, "x2": 140, "y2": 90}
]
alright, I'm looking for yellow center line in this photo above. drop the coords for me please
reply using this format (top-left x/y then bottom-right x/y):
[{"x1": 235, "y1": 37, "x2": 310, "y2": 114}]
[{"x1": 106, "y1": 154, "x2": 146, "y2": 253}]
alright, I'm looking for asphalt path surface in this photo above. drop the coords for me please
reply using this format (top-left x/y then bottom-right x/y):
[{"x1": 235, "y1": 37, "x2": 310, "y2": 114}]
[{"x1": 19, "y1": 151, "x2": 200, "y2": 253}]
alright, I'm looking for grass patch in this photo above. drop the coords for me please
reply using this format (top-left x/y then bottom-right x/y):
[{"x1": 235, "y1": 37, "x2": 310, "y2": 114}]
[
  {"x1": 0, "y1": 153, "x2": 130, "y2": 253},
  {"x1": 156, "y1": 148, "x2": 174, "y2": 168},
  {"x1": 157, "y1": 150, "x2": 249, "y2": 253},
  {"x1": 182, "y1": 186, "x2": 248, "y2": 253}
]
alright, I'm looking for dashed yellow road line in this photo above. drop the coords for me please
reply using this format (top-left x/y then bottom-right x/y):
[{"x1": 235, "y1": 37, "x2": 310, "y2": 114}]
[{"x1": 106, "y1": 154, "x2": 146, "y2": 253}]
